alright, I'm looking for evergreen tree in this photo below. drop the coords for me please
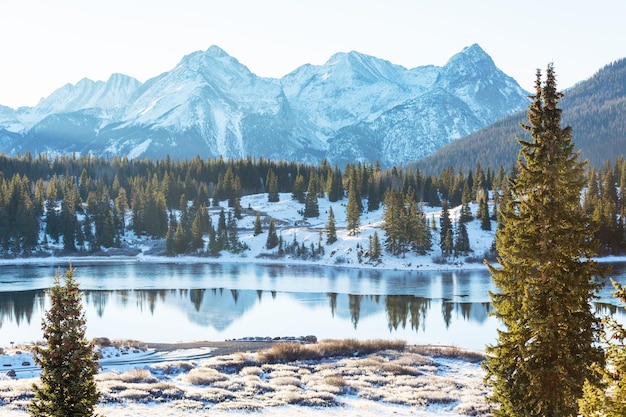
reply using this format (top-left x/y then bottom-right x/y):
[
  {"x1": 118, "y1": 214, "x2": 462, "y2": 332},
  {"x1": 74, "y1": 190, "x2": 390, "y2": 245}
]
[
  {"x1": 369, "y1": 231, "x2": 381, "y2": 262},
  {"x1": 326, "y1": 206, "x2": 337, "y2": 244},
  {"x1": 303, "y1": 174, "x2": 320, "y2": 218},
  {"x1": 579, "y1": 279, "x2": 626, "y2": 417},
  {"x1": 478, "y1": 196, "x2": 492, "y2": 231},
  {"x1": 227, "y1": 210, "x2": 240, "y2": 250},
  {"x1": 254, "y1": 211, "x2": 263, "y2": 236},
  {"x1": 191, "y1": 213, "x2": 204, "y2": 250},
  {"x1": 292, "y1": 174, "x2": 306, "y2": 203},
  {"x1": 165, "y1": 223, "x2": 176, "y2": 256},
  {"x1": 367, "y1": 175, "x2": 380, "y2": 212},
  {"x1": 483, "y1": 65, "x2": 603, "y2": 417},
  {"x1": 174, "y1": 222, "x2": 187, "y2": 254},
  {"x1": 266, "y1": 168, "x2": 279, "y2": 202},
  {"x1": 346, "y1": 180, "x2": 360, "y2": 235},
  {"x1": 439, "y1": 199, "x2": 453, "y2": 257},
  {"x1": 326, "y1": 165, "x2": 344, "y2": 202},
  {"x1": 29, "y1": 267, "x2": 99, "y2": 417},
  {"x1": 382, "y1": 188, "x2": 405, "y2": 256},
  {"x1": 266, "y1": 218, "x2": 279, "y2": 249},
  {"x1": 453, "y1": 219, "x2": 470, "y2": 255},
  {"x1": 460, "y1": 181, "x2": 473, "y2": 222}
]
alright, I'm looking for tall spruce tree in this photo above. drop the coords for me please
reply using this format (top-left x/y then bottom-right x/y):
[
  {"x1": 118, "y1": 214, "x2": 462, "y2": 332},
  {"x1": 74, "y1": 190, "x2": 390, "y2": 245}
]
[
  {"x1": 439, "y1": 199, "x2": 453, "y2": 257},
  {"x1": 303, "y1": 174, "x2": 320, "y2": 218},
  {"x1": 254, "y1": 211, "x2": 263, "y2": 236},
  {"x1": 326, "y1": 206, "x2": 337, "y2": 244},
  {"x1": 266, "y1": 218, "x2": 278, "y2": 249},
  {"x1": 29, "y1": 267, "x2": 99, "y2": 417},
  {"x1": 483, "y1": 65, "x2": 603, "y2": 417},
  {"x1": 266, "y1": 169, "x2": 279, "y2": 203},
  {"x1": 346, "y1": 180, "x2": 361, "y2": 235}
]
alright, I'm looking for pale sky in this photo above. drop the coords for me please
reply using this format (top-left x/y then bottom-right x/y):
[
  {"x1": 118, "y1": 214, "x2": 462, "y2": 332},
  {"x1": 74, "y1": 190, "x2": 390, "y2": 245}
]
[{"x1": 1, "y1": 0, "x2": 625, "y2": 109}]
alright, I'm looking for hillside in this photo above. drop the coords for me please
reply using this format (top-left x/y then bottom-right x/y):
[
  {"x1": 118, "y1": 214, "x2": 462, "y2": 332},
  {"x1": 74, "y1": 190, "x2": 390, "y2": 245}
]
[{"x1": 415, "y1": 58, "x2": 626, "y2": 174}]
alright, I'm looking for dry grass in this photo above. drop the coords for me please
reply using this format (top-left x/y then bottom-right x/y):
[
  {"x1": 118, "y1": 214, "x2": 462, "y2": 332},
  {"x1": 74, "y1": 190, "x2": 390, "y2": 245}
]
[
  {"x1": 256, "y1": 339, "x2": 406, "y2": 364},
  {"x1": 117, "y1": 368, "x2": 157, "y2": 383},
  {"x1": 183, "y1": 367, "x2": 228, "y2": 386},
  {"x1": 151, "y1": 361, "x2": 195, "y2": 375},
  {"x1": 411, "y1": 345, "x2": 485, "y2": 363},
  {"x1": 0, "y1": 342, "x2": 490, "y2": 415}
]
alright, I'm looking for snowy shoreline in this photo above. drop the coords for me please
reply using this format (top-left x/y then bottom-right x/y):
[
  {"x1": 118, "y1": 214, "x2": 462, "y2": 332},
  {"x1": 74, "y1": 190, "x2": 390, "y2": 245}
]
[
  {"x1": 2, "y1": 192, "x2": 624, "y2": 274},
  {"x1": 0, "y1": 342, "x2": 490, "y2": 417},
  {"x1": 0, "y1": 251, "x2": 623, "y2": 272}
]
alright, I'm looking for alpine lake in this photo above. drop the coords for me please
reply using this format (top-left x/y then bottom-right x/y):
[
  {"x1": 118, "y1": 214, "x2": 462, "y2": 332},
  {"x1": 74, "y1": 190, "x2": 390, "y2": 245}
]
[{"x1": 1, "y1": 260, "x2": 626, "y2": 351}]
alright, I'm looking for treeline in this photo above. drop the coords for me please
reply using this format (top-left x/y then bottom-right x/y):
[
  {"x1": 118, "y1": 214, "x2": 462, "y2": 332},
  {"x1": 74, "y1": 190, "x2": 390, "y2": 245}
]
[{"x1": 0, "y1": 152, "x2": 624, "y2": 257}]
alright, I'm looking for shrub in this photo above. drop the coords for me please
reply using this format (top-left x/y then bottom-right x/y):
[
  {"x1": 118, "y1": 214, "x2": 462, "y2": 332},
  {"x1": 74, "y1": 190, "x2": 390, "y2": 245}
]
[{"x1": 118, "y1": 368, "x2": 157, "y2": 383}]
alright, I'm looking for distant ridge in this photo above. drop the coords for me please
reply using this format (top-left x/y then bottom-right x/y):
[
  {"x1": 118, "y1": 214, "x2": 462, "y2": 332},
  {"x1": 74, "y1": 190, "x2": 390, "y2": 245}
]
[{"x1": 415, "y1": 58, "x2": 626, "y2": 173}]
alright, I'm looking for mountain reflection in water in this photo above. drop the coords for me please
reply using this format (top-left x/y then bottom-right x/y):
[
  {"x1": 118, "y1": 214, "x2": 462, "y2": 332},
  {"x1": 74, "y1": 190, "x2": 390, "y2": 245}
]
[{"x1": 1, "y1": 262, "x2": 625, "y2": 350}]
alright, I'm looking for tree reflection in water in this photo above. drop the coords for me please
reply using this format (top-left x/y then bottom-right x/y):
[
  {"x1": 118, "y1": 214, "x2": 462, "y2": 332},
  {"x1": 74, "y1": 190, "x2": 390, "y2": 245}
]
[{"x1": 1, "y1": 288, "x2": 623, "y2": 345}]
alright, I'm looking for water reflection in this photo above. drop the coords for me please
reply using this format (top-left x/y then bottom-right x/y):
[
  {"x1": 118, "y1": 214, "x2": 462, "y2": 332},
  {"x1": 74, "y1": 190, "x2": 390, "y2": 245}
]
[
  {"x1": 0, "y1": 290, "x2": 46, "y2": 327},
  {"x1": 1, "y1": 262, "x2": 625, "y2": 350},
  {"x1": 1, "y1": 287, "x2": 500, "y2": 342}
]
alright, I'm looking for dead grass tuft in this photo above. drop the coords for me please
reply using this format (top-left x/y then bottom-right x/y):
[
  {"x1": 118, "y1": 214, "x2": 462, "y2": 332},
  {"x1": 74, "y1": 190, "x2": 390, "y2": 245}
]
[
  {"x1": 256, "y1": 339, "x2": 406, "y2": 364},
  {"x1": 117, "y1": 368, "x2": 157, "y2": 383},
  {"x1": 257, "y1": 342, "x2": 321, "y2": 363},
  {"x1": 183, "y1": 367, "x2": 228, "y2": 385},
  {"x1": 150, "y1": 361, "x2": 194, "y2": 375},
  {"x1": 411, "y1": 345, "x2": 484, "y2": 362},
  {"x1": 240, "y1": 365, "x2": 263, "y2": 376},
  {"x1": 323, "y1": 374, "x2": 346, "y2": 388},
  {"x1": 116, "y1": 388, "x2": 150, "y2": 401}
]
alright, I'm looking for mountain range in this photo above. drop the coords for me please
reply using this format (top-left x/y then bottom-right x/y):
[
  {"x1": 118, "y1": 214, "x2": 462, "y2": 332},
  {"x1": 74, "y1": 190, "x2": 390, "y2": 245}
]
[
  {"x1": 0, "y1": 44, "x2": 529, "y2": 167},
  {"x1": 416, "y1": 57, "x2": 626, "y2": 173}
]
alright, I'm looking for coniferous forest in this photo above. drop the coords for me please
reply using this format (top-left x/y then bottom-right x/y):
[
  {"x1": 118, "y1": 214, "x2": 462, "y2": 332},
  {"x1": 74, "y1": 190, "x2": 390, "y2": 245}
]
[{"x1": 0, "y1": 151, "x2": 625, "y2": 259}]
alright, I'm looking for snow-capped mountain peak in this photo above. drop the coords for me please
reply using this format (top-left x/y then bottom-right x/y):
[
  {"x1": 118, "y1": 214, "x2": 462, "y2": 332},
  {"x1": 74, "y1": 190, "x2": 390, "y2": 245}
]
[
  {"x1": 434, "y1": 43, "x2": 528, "y2": 122},
  {"x1": 0, "y1": 44, "x2": 529, "y2": 166},
  {"x1": 35, "y1": 73, "x2": 141, "y2": 114}
]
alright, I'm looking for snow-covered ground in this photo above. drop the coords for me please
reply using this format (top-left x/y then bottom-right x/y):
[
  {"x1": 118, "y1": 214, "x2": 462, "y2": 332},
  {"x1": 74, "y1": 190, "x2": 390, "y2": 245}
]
[
  {"x1": 3, "y1": 191, "x2": 621, "y2": 270},
  {"x1": 0, "y1": 192, "x2": 501, "y2": 272},
  {"x1": 0, "y1": 343, "x2": 489, "y2": 417}
]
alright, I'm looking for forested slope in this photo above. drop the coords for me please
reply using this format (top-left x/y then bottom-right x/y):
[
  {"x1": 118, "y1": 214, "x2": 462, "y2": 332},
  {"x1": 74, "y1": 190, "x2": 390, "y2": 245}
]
[{"x1": 416, "y1": 58, "x2": 626, "y2": 174}]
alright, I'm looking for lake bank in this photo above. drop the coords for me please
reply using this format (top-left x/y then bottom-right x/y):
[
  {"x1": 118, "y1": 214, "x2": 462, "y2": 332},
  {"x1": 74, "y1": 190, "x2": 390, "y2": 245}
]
[{"x1": 0, "y1": 341, "x2": 491, "y2": 417}]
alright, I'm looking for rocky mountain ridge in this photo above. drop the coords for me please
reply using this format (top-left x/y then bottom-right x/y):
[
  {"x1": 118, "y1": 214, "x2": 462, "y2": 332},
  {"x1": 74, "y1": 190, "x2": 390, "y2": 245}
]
[{"x1": 0, "y1": 44, "x2": 529, "y2": 167}]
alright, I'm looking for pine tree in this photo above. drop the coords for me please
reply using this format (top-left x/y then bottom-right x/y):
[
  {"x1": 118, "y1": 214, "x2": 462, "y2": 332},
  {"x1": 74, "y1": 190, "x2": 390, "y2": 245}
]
[
  {"x1": 460, "y1": 181, "x2": 473, "y2": 222},
  {"x1": 326, "y1": 206, "x2": 337, "y2": 244},
  {"x1": 369, "y1": 231, "x2": 381, "y2": 262},
  {"x1": 266, "y1": 218, "x2": 278, "y2": 249},
  {"x1": 266, "y1": 169, "x2": 279, "y2": 203},
  {"x1": 292, "y1": 174, "x2": 306, "y2": 203},
  {"x1": 483, "y1": 65, "x2": 603, "y2": 417},
  {"x1": 326, "y1": 165, "x2": 344, "y2": 202},
  {"x1": 367, "y1": 176, "x2": 380, "y2": 212},
  {"x1": 478, "y1": 196, "x2": 492, "y2": 231},
  {"x1": 439, "y1": 199, "x2": 453, "y2": 257},
  {"x1": 346, "y1": 180, "x2": 360, "y2": 235},
  {"x1": 191, "y1": 213, "x2": 204, "y2": 250},
  {"x1": 174, "y1": 222, "x2": 187, "y2": 254},
  {"x1": 453, "y1": 219, "x2": 470, "y2": 255},
  {"x1": 303, "y1": 174, "x2": 320, "y2": 218},
  {"x1": 254, "y1": 211, "x2": 263, "y2": 236},
  {"x1": 29, "y1": 267, "x2": 99, "y2": 417}
]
